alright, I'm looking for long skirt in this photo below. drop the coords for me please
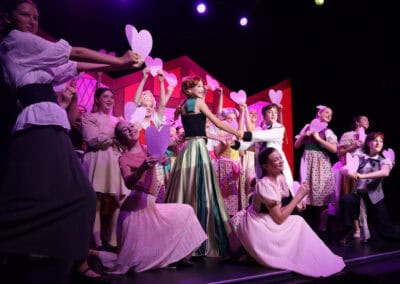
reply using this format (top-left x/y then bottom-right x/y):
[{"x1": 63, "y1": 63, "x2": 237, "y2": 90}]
[
  {"x1": 0, "y1": 125, "x2": 96, "y2": 261},
  {"x1": 165, "y1": 138, "x2": 231, "y2": 257}
]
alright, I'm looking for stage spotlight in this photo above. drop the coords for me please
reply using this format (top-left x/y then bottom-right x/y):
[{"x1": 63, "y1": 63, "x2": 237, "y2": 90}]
[
  {"x1": 196, "y1": 2, "x2": 207, "y2": 14},
  {"x1": 315, "y1": 0, "x2": 325, "y2": 6},
  {"x1": 239, "y1": 17, "x2": 248, "y2": 27}
]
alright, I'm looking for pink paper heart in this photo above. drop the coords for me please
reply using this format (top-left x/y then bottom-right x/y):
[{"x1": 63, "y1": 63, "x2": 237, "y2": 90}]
[
  {"x1": 129, "y1": 107, "x2": 147, "y2": 123},
  {"x1": 300, "y1": 157, "x2": 307, "y2": 183},
  {"x1": 206, "y1": 74, "x2": 219, "y2": 91},
  {"x1": 292, "y1": 181, "x2": 301, "y2": 194},
  {"x1": 357, "y1": 127, "x2": 366, "y2": 143},
  {"x1": 125, "y1": 24, "x2": 153, "y2": 58},
  {"x1": 145, "y1": 125, "x2": 171, "y2": 157},
  {"x1": 98, "y1": 49, "x2": 115, "y2": 57},
  {"x1": 383, "y1": 148, "x2": 395, "y2": 162},
  {"x1": 268, "y1": 89, "x2": 283, "y2": 104},
  {"x1": 309, "y1": 118, "x2": 327, "y2": 132},
  {"x1": 230, "y1": 90, "x2": 246, "y2": 105},
  {"x1": 145, "y1": 56, "x2": 163, "y2": 77},
  {"x1": 345, "y1": 153, "x2": 359, "y2": 172},
  {"x1": 164, "y1": 70, "x2": 177, "y2": 87},
  {"x1": 124, "y1": 102, "x2": 137, "y2": 121}
]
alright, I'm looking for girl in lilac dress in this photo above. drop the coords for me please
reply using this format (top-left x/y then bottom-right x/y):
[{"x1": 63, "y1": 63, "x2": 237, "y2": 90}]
[
  {"x1": 237, "y1": 147, "x2": 345, "y2": 277},
  {"x1": 94, "y1": 120, "x2": 207, "y2": 273}
]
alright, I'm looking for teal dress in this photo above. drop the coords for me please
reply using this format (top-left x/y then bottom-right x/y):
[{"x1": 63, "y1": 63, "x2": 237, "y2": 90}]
[{"x1": 165, "y1": 98, "x2": 231, "y2": 257}]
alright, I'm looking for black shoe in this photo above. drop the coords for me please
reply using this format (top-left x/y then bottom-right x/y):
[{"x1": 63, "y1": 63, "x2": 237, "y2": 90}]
[
  {"x1": 176, "y1": 259, "x2": 194, "y2": 268},
  {"x1": 339, "y1": 233, "x2": 354, "y2": 246}
]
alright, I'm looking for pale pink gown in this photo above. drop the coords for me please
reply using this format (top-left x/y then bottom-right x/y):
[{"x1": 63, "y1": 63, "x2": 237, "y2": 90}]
[
  {"x1": 98, "y1": 150, "x2": 207, "y2": 273},
  {"x1": 237, "y1": 175, "x2": 345, "y2": 278}
]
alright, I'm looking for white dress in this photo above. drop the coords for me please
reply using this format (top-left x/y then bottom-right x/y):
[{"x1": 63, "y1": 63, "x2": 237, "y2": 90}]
[{"x1": 237, "y1": 175, "x2": 345, "y2": 277}]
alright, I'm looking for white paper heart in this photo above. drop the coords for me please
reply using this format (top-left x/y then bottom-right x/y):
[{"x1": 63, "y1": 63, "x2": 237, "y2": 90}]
[
  {"x1": 300, "y1": 157, "x2": 307, "y2": 183},
  {"x1": 164, "y1": 70, "x2": 177, "y2": 87},
  {"x1": 357, "y1": 127, "x2": 366, "y2": 143},
  {"x1": 145, "y1": 56, "x2": 163, "y2": 77},
  {"x1": 206, "y1": 74, "x2": 219, "y2": 91},
  {"x1": 98, "y1": 49, "x2": 115, "y2": 57},
  {"x1": 268, "y1": 89, "x2": 283, "y2": 104},
  {"x1": 230, "y1": 90, "x2": 246, "y2": 105},
  {"x1": 145, "y1": 125, "x2": 171, "y2": 157},
  {"x1": 383, "y1": 148, "x2": 395, "y2": 163},
  {"x1": 124, "y1": 102, "x2": 137, "y2": 121},
  {"x1": 345, "y1": 153, "x2": 359, "y2": 172},
  {"x1": 129, "y1": 106, "x2": 147, "y2": 123},
  {"x1": 125, "y1": 24, "x2": 153, "y2": 58},
  {"x1": 292, "y1": 181, "x2": 301, "y2": 194},
  {"x1": 309, "y1": 118, "x2": 327, "y2": 132}
]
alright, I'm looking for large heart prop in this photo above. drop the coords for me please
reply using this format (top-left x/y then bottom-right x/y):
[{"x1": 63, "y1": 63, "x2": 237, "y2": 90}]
[
  {"x1": 206, "y1": 74, "x2": 219, "y2": 91},
  {"x1": 383, "y1": 148, "x2": 395, "y2": 163},
  {"x1": 125, "y1": 24, "x2": 153, "y2": 58},
  {"x1": 345, "y1": 153, "x2": 359, "y2": 172},
  {"x1": 124, "y1": 102, "x2": 137, "y2": 121},
  {"x1": 164, "y1": 70, "x2": 177, "y2": 87},
  {"x1": 230, "y1": 90, "x2": 246, "y2": 105},
  {"x1": 129, "y1": 106, "x2": 147, "y2": 123},
  {"x1": 145, "y1": 56, "x2": 163, "y2": 77},
  {"x1": 268, "y1": 89, "x2": 283, "y2": 104},
  {"x1": 145, "y1": 125, "x2": 171, "y2": 158},
  {"x1": 309, "y1": 118, "x2": 327, "y2": 132}
]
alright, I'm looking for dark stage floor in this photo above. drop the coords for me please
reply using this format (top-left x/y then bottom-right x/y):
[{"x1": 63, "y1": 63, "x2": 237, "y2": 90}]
[{"x1": 94, "y1": 238, "x2": 400, "y2": 284}]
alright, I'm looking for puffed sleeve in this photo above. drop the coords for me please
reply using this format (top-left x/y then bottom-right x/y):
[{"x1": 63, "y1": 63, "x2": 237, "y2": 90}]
[
  {"x1": 5, "y1": 30, "x2": 71, "y2": 69},
  {"x1": 325, "y1": 128, "x2": 338, "y2": 144},
  {"x1": 256, "y1": 178, "x2": 281, "y2": 207},
  {"x1": 381, "y1": 158, "x2": 394, "y2": 171}
]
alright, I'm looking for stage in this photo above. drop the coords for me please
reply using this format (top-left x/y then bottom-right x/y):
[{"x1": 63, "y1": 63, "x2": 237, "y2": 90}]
[{"x1": 100, "y1": 238, "x2": 400, "y2": 284}]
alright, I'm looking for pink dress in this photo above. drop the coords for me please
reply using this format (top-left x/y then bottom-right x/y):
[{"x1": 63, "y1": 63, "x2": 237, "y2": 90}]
[
  {"x1": 237, "y1": 175, "x2": 345, "y2": 278},
  {"x1": 98, "y1": 150, "x2": 207, "y2": 273}
]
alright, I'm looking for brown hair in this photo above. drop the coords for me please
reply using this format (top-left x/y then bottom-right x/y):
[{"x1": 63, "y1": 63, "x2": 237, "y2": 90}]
[{"x1": 363, "y1": 131, "x2": 384, "y2": 154}]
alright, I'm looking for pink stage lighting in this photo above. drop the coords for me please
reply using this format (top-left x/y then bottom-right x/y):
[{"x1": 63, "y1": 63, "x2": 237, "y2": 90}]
[{"x1": 239, "y1": 17, "x2": 248, "y2": 27}]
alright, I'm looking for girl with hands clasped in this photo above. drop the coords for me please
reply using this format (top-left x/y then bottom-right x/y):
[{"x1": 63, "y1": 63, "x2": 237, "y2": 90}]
[
  {"x1": 294, "y1": 105, "x2": 338, "y2": 234},
  {"x1": 236, "y1": 147, "x2": 345, "y2": 278},
  {"x1": 339, "y1": 131, "x2": 400, "y2": 245},
  {"x1": 92, "y1": 120, "x2": 206, "y2": 273}
]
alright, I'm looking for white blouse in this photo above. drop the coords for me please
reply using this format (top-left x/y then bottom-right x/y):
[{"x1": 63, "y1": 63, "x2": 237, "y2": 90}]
[{"x1": 0, "y1": 30, "x2": 78, "y2": 131}]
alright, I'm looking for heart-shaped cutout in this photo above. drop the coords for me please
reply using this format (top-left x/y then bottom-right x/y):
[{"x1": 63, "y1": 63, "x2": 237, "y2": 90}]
[
  {"x1": 125, "y1": 24, "x2": 153, "y2": 58},
  {"x1": 268, "y1": 89, "x2": 283, "y2": 104},
  {"x1": 309, "y1": 118, "x2": 327, "y2": 133},
  {"x1": 164, "y1": 70, "x2": 177, "y2": 87},
  {"x1": 206, "y1": 74, "x2": 219, "y2": 91},
  {"x1": 300, "y1": 157, "x2": 307, "y2": 183},
  {"x1": 345, "y1": 153, "x2": 359, "y2": 172},
  {"x1": 145, "y1": 125, "x2": 171, "y2": 157},
  {"x1": 124, "y1": 102, "x2": 137, "y2": 121},
  {"x1": 129, "y1": 106, "x2": 147, "y2": 123},
  {"x1": 383, "y1": 148, "x2": 395, "y2": 163},
  {"x1": 145, "y1": 56, "x2": 163, "y2": 77},
  {"x1": 230, "y1": 90, "x2": 246, "y2": 105},
  {"x1": 357, "y1": 127, "x2": 366, "y2": 143}
]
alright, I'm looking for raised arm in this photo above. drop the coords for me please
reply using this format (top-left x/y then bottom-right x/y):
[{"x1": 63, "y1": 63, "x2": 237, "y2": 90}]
[
  {"x1": 198, "y1": 99, "x2": 242, "y2": 140},
  {"x1": 134, "y1": 68, "x2": 150, "y2": 105}
]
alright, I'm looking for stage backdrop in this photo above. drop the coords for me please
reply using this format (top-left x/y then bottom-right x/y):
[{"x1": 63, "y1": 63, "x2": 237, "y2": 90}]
[{"x1": 74, "y1": 56, "x2": 294, "y2": 175}]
